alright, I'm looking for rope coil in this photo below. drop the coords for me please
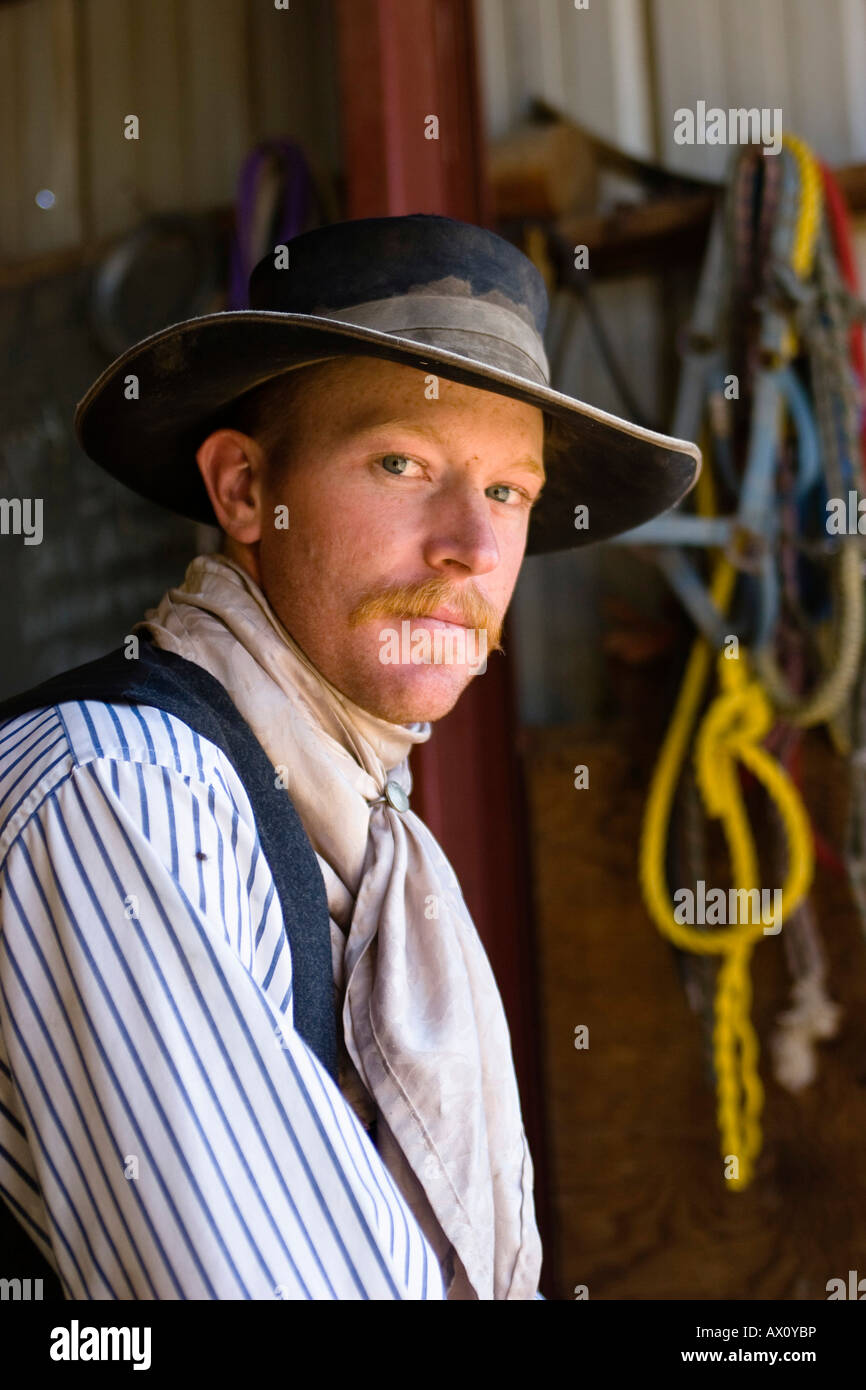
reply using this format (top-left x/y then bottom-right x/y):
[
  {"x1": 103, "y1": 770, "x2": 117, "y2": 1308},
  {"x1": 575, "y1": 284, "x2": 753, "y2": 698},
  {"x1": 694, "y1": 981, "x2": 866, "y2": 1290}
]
[{"x1": 637, "y1": 134, "x2": 846, "y2": 1190}]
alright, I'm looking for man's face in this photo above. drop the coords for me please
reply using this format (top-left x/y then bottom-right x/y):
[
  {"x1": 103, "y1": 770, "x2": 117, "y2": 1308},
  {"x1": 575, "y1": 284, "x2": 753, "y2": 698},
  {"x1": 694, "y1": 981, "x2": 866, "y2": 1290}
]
[{"x1": 202, "y1": 355, "x2": 545, "y2": 724}]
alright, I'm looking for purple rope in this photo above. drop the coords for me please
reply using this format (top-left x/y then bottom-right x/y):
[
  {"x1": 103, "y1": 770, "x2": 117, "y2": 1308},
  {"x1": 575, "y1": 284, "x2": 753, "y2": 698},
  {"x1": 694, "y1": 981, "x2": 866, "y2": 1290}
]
[{"x1": 227, "y1": 140, "x2": 314, "y2": 309}]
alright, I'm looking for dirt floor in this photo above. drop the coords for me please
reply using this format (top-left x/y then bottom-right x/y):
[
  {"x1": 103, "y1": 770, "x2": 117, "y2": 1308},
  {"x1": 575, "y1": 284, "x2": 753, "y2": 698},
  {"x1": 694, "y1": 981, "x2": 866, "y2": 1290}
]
[{"x1": 521, "y1": 659, "x2": 866, "y2": 1302}]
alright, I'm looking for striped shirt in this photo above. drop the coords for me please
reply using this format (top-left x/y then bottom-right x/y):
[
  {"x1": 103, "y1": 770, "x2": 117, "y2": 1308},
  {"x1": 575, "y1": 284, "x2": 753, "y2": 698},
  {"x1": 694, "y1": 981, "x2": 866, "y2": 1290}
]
[{"x1": 0, "y1": 698, "x2": 444, "y2": 1300}]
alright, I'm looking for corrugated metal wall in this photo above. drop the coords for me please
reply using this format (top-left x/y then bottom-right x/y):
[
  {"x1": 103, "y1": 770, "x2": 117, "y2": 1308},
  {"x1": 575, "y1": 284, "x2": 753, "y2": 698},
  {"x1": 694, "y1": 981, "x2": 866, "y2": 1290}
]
[
  {"x1": 0, "y1": 0, "x2": 340, "y2": 265},
  {"x1": 475, "y1": 0, "x2": 866, "y2": 726},
  {"x1": 476, "y1": 0, "x2": 866, "y2": 174},
  {"x1": 652, "y1": 0, "x2": 866, "y2": 178},
  {"x1": 477, "y1": 0, "x2": 654, "y2": 156},
  {"x1": 0, "y1": 0, "x2": 342, "y2": 696}
]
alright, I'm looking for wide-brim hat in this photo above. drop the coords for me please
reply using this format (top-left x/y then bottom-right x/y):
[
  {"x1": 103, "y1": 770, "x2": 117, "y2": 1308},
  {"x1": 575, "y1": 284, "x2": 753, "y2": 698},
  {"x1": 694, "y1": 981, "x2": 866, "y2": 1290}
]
[{"x1": 74, "y1": 213, "x2": 701, "y2": 554}]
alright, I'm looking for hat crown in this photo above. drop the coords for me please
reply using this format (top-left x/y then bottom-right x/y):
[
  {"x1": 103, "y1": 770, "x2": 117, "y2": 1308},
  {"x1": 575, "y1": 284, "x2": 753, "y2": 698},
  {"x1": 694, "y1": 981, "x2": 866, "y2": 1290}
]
[
  {"x1": 248, "y1": 213, "x2": 551, "y2": 386},
  {"x1": 248, "y1": 212, "x2": 549, "y2": 331}
]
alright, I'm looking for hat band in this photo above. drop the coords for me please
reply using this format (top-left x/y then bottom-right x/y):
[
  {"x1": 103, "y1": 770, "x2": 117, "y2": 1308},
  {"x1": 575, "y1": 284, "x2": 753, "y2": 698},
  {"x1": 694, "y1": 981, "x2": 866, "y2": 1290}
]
[{"x1": 320, "y1": 293, "x2": 550, "y2": 386}]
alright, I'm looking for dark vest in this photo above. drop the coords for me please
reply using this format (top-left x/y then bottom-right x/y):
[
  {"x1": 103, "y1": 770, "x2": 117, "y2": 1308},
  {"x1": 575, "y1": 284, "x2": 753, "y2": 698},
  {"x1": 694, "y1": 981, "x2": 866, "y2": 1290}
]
[{"x1": 0, "y1": 634, "x2": 338, "y2": 1299}]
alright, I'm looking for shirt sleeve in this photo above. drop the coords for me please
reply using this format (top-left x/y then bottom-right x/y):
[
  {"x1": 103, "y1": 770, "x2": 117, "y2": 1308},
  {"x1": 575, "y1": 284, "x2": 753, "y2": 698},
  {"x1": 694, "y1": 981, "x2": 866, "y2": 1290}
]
[{"x1": 0, "y1": 750, "x2": 444, "y2": 1300}]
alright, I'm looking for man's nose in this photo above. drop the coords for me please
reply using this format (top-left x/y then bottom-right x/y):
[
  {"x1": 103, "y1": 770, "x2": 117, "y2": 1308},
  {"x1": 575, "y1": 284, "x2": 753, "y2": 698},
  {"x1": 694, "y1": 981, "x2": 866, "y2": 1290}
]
[{"x1": 419, "y1": 480, "x2": 501, "y2": 575}]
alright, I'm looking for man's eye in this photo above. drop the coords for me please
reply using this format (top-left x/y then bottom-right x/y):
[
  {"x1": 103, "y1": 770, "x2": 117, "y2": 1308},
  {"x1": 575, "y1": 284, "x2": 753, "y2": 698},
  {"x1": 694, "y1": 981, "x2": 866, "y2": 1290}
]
[
  {"x1": 378, "y1": 456, "x2": 532, "y2": 506},
  {"x1": 381, "y1": 453, "x2": 420, "y2": 476},
  {"x1": 487, "y1": 483, "x2": 529, "y2": 506}
]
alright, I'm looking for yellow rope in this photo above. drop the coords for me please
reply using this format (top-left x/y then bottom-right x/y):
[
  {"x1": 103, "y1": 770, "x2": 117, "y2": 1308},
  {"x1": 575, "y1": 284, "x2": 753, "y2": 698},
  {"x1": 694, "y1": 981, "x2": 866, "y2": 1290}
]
[
  {"x1": 754, "y1": 133, "x2": 863, "y2": 728},
  {"x1": 780, "y1": 131, "x2": 822, "y2": 360},
  {"x1": 639, "y1": 135, "x2": 828, "y2": 1189},
  {"x1": 638, "y1": 559, "x2": 815, "y2": 1189},
  {"x1": 696, "y1": 643, "x2": 814, "y2": 1186},
  {"x1": 639, "y1": 135, "x2": 824, "y2": 1188}
]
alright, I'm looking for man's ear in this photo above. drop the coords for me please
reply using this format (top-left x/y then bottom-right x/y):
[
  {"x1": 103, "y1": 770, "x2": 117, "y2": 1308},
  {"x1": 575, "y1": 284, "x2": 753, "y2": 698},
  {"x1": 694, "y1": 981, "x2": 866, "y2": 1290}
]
[{"x1": 196, "y1": 429, "x2": 265, "y2": 544}]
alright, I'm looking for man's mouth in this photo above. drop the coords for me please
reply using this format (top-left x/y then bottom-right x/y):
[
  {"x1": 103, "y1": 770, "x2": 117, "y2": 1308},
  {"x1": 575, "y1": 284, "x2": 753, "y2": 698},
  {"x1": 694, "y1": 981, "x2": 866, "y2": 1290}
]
[{"x1": 405, "y1": 608, "x2": 470, "y2": 628}]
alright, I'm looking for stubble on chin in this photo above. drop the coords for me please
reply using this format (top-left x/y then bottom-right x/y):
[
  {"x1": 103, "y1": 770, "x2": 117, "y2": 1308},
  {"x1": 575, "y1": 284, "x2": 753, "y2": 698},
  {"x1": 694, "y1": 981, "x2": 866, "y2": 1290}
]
[{"x1": 343, "y1": 653, "x2": 476, "y2": 724}]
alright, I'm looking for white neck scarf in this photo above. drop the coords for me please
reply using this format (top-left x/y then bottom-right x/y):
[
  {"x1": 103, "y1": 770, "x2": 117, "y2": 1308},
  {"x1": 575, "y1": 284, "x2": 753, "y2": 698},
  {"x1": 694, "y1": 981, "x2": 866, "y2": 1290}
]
[{"x1": 132, "y1": 552, "x2": 542, "y2": 1300}]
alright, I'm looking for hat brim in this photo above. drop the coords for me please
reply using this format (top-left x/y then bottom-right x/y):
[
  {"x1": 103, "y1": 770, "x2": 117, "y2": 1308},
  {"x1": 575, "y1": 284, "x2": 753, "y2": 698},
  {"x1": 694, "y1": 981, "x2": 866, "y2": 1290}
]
[{"x1": 73, "y1": 310, "x2": 701, "y2": 555}]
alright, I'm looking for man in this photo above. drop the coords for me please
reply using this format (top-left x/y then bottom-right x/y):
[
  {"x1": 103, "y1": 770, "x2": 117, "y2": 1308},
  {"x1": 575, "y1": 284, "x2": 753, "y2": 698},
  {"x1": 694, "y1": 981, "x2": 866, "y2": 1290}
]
[{"x1": 0, "y1": 214, "x2": 699, "y2": 1299}]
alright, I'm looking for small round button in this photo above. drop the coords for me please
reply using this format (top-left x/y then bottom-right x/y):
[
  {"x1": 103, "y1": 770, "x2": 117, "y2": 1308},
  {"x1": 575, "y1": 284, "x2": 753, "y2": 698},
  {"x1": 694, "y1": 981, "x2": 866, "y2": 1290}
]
[{"x1": 384, "y1": 779, "x2": 409, "y2": 812}]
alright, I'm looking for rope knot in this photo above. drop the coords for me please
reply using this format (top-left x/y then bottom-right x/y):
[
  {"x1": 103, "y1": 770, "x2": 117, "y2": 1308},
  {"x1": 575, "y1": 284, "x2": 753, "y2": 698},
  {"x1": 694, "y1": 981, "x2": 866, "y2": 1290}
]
[{"x1": 706, "y1": 655, "x2": 773, "y2": 750}]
